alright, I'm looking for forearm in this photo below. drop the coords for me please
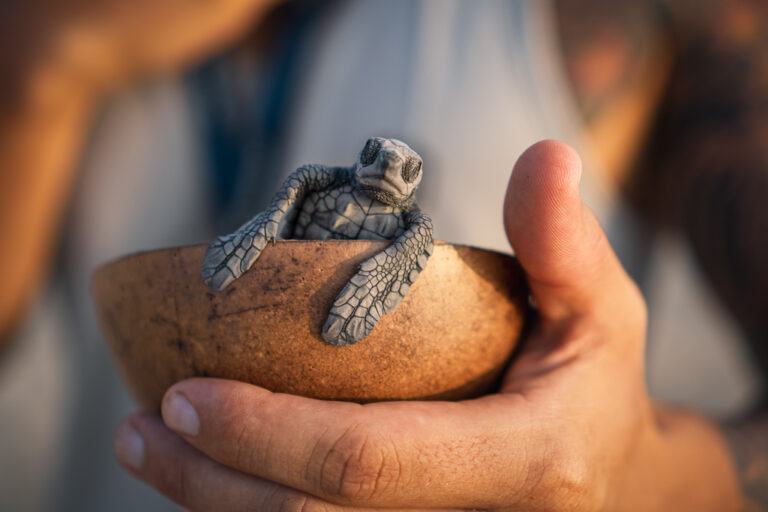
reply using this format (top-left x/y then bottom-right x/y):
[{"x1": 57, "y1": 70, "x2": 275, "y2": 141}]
[
  {"x1": 0, "y1": 61, "x2": 96, "y2": 343},
  {"x1": 618, "y1": 4, "x2": 768, "y2": 506},
  {"x1": 634, "y1": 110, "x2": 768, "y2": 365},
  {"x1": 627, "y1": 0, "x2": 768, "y2": 364},
  {"x1": 0, "y1": 0, "x2": 285, "y2": 345}
]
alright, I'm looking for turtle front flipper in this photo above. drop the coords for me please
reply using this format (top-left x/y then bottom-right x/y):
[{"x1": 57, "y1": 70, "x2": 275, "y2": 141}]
[
  {"x1": 201, "y1": 210, "x2": 278, "y2": 291},
  {"x1": 322, "y1": 210, "x2": 434, "y2": 346},
  {"x1": 202, "y1": 164, "x2": 350, "y2": 291}
]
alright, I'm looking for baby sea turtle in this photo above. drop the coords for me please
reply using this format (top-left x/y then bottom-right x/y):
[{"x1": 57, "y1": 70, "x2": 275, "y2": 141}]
[{"x1": 201, "y1": 137, "x2": 434, "y2": 346}]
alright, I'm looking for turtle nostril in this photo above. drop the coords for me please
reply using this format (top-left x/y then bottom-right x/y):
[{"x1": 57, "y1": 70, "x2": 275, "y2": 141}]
[{"x1": 380, "y1": 154, "x2": 397, "y2": 170}]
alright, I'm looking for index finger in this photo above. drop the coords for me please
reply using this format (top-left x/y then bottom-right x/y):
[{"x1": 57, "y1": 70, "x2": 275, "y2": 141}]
[{"x1": 160, "y1": 378, "x2": 536, "y2": 509}]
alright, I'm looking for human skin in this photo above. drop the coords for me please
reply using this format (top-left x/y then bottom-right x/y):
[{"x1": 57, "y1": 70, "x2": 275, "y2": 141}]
[
  {"x1": 114, "y1": 141, "x2": 742, "y2": 511},
  {"x1": 0, "y1": 0, "x2": 280, "y2": 346},
  {"x1": 558, "y1": 2, "x2": 768, "y2": 503},
  {"x1": 0, "y1": 0, "x2": 764, "y2": 508}
]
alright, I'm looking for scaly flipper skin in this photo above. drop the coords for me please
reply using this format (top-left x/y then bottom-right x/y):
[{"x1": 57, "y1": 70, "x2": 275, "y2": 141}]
[
  {"x1": 202, "y1": 164, "x2": 349, "y2": 291},
  {"x1": 202, "y1": 137, "x2": 431, "y2": 345},
  {"x1": 322, "y1": 210, "x2": 434, "y2": 346}
]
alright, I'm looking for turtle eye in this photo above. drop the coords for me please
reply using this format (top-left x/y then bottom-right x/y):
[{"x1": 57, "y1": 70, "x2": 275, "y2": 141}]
[
  {"x1": 401, "y1": 157, "x2": 422, "y2": 183},
  {"x1": 360, "y1": 138, "x2": 381, "y2": 166}
]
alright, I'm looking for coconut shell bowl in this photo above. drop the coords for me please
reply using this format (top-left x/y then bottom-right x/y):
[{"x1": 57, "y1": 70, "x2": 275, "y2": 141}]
[{"x1": 92, "y1": 240, "x2": 530, "y2": 410}]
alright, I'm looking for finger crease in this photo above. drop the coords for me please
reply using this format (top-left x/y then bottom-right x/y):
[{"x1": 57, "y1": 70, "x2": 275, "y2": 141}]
[
  {"x1": 372, "y1": 438, "x2": 385, "y2": 499},
  {"x1": 234, "y1": 422, "x2": 253, "y2": 470},
  {"x1": 337, "y1": 439, "x2": 360, "y2": 496},
  {"x1": 318, "y1": 423, "x2": 359, "y2": 497},
  {"x1": 306, "y1": 425, "x2": 331, "y2": 485}
]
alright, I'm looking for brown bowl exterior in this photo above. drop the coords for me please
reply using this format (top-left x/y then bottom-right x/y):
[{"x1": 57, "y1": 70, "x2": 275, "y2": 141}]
[{"x1": 92, "y1": 240, "x2": 529, "y2": 410}]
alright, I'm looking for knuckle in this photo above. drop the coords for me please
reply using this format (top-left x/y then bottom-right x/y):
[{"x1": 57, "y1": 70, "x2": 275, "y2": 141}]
[
  {"x1": 552, "y1": 457, "x2": 598, "y2": 510},
  {"x1": 314, "y1": 424, "x2": 401, "y2": 502},
  {"x1": 531, "y1": 442, "x2": 605, "y2": 512}
]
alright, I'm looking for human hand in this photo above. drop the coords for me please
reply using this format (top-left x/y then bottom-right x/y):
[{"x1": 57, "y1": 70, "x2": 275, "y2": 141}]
[
  {"x1": 6, "y1": 0, "x2": 280, "y2": 101},
  {"x1": 114, "y1": 141, "x2": 741, "y2": 510}
]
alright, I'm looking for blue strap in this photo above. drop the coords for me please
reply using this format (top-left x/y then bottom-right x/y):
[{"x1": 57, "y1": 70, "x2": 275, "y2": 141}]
[{"x1": 186, "y1": 1, "x2": 331, "y2": 229}]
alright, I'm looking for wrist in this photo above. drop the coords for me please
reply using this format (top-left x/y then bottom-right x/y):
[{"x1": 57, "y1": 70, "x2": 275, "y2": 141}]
[{"x1": 611, "y1": 405, "x2": 742, "y2": 511}]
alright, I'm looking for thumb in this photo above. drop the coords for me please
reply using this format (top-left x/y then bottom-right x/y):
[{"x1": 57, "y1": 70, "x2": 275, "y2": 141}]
[{"x1": 504, "y1": 140, "x2": 643, "y2": 325}]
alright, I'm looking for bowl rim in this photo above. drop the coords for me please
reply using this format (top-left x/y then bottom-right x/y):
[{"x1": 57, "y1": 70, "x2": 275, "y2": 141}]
[{"x1": 93, "y1": 239, "x2": 517, "y2": 273}]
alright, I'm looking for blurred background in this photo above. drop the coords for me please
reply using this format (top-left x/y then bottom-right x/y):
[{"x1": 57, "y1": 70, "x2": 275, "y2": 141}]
[{"x1": 1, "y1": 0, "x2": 766, "y2": 510}]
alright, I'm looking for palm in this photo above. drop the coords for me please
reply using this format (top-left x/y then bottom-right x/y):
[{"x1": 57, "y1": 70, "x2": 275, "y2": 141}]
[{"x1": 114, "y1": 142, "x2": 740, "y2": 511}]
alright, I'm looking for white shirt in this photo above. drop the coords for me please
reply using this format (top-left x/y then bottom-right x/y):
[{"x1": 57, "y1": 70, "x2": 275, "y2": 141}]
[{"x1": 0, "y1": 2, "x2": 758, "y2": 510}]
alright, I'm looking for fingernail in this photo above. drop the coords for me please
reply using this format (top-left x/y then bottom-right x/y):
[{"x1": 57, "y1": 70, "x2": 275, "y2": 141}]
[
  {"x1": 115, "y1": 423, "x2": 145, "y2": 470},
  {"x1": 163, "y1": 392, "x2": 200, "y2": 437}
]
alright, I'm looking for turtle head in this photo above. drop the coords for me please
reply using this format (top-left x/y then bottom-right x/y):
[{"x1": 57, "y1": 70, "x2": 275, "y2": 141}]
[{"x1": 354, "y1": 137, "x2": 423, "y2": 207}]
